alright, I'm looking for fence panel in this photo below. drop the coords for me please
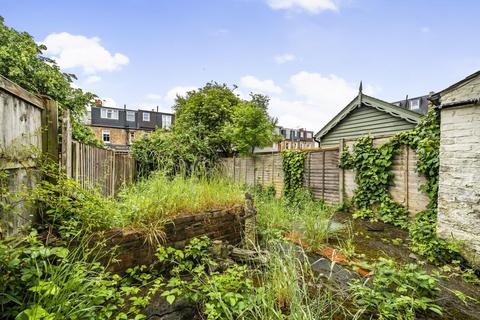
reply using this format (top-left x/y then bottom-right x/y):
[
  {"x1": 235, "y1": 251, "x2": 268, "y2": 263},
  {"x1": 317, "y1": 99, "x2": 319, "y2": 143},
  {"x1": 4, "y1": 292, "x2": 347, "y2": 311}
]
[
  {"x1": 219, "y1": 149, "x2": 338, "y2": 203},
  {"x1": 0, "y1": 75, "x2": 58, "y2": 236},
  {"x1": 71, "y1": 141, "x2": 136, "y2": 196}
]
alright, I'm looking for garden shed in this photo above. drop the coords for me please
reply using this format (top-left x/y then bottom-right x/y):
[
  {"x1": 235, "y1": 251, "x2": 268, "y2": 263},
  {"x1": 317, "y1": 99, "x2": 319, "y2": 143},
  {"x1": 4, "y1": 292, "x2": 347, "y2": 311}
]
[
  {"x1": 314, "y1": 89, "x2": 423, "y2": 147},
  {"x1": 435, "y1": 70, "x2": 480, "y2": 267}
]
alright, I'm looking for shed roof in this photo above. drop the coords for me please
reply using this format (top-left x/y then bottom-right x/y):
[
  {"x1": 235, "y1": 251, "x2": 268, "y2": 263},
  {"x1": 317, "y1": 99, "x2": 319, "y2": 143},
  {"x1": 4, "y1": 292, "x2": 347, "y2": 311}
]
[{"x1": 314, "y1": 93, "x2": 422, "y2": 141}]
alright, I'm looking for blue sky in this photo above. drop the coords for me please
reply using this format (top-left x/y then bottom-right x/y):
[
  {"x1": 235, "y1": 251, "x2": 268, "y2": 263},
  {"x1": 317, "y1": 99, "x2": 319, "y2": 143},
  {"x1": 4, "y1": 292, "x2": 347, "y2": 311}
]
[{"x1": 2, "y1": 0, "x2": 480, "y2": 129}]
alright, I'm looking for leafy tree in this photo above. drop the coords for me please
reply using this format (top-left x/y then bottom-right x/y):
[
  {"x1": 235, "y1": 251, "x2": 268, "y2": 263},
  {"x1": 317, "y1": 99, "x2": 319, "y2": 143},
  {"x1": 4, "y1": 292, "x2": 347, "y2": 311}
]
[
  {"x1": 225, "y1": 101, "x2": 280, "y2": 154},
  {"x1": 173, "y1": 82, "x2": 241, "y2": 155},
  {"x1": 0, "y1": 16, "x2": 101, "y2": 146}
]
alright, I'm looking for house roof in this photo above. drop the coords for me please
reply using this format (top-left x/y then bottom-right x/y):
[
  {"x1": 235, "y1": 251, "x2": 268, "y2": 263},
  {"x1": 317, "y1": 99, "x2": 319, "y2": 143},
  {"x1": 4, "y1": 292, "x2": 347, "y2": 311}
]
[
  {"x1": 432, "y1": 70, "x2": 480, "y2": 109},
  {"x1": 314, "y1": 93, "x2": 422, "y2": 140},
  {"x1": 436, "y1": 70, "x2": 480, "y2": 97}
]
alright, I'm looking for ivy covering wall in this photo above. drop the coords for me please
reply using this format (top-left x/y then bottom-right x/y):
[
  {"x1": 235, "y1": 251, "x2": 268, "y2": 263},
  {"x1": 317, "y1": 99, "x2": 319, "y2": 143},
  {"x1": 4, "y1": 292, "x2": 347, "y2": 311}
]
[
  {"x1": 340, "y1": 109, "x2": 460, "y2": 264},
  {"x1": 282, "y1": 150, "x2": 307, "y2": 199}
]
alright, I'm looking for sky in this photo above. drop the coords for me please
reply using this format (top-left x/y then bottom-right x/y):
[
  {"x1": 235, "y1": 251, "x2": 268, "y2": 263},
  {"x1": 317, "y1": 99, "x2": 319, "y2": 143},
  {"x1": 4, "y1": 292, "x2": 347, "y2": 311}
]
[{"x1": 2, "y1": 0, "x2": 480, "y2": 130}]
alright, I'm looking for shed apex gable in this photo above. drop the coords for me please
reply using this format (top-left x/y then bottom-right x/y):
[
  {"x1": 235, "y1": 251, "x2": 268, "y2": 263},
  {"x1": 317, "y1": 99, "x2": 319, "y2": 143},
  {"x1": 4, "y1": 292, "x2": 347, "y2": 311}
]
[{"x1": 314, "y1": 93, "x2": 422, "y2": 140}]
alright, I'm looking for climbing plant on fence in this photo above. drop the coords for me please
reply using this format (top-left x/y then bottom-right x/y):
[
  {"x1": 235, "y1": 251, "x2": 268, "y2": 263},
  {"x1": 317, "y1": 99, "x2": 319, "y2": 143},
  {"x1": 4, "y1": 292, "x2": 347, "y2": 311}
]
[
  {"x1": 340, "y1": 109, "x2": 460, "y2": 264},
  {"x1": 282, "y1": 150, "x2": 307, "y2": 199}
]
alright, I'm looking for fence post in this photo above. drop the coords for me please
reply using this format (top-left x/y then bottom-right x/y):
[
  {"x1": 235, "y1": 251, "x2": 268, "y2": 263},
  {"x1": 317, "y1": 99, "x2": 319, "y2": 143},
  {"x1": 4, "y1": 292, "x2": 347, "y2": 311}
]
[
  {"x1": 61, "y1": 109, "x2": 72, "y2": 178},
  {"x1": 41, "y1": 98, "x2": 59, "y2": 163},
  {"x1": 322, "y1": 150, "x2": 326, "y2": 201},
  {"x1": 339, "y1": 139, "x2": 345, "y2": 204}
]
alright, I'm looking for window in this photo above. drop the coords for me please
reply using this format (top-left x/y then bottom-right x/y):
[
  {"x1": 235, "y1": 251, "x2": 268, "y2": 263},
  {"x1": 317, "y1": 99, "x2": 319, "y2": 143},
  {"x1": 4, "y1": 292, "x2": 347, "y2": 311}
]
[
  {"x1": 143, "y1": 112, "x2": 150, "y2": 122},
  {"x1": 409, "y1": 99, "x2": 420, "y2": 110},
  {"x1": 307, "y1": 132, "x2": 312, "y2": 139},
  {"x1": 126, "y1": 111, "x2": 135, "y2": 122},
  {"x1": 162, "y1": 114, "x2": 172, "y2": 129},
  {"x1": 100, "y1": 108, "x2": 118, "y2": 120},
  {"x1": 102, "y1": 130, "x2": 110, "y2": 143}
]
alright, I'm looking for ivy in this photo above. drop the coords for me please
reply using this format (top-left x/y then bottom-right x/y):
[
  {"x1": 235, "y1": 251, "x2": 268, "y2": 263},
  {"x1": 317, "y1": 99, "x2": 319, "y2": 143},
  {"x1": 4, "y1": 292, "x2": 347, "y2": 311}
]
[
  {"x1": 282, "y1": 150, "x2": 307, "y2": 199},
  {"x1": 339, "y1": 136, "x2": 408, "y2": 228},
  {"x1": 340, "y1": 109, "x2": 461, "y2": 264}
]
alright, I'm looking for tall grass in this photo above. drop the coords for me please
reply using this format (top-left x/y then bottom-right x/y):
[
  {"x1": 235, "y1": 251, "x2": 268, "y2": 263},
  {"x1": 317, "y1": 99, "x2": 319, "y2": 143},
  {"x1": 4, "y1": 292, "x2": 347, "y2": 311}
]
[
  {"x1": 246, "y1": 243, "x2": 361, "y2": 320},
  {"x1": 118, "y1": 172, "x2": 244, "y2": 225},
  {"x1": 255, "y1": 188, "x2": 339, "y2": 249}
]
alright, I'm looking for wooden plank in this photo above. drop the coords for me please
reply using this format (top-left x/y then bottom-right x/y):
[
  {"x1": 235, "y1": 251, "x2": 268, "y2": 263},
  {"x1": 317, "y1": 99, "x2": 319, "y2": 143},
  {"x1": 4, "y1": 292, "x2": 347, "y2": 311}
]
[{"x1": 0, "y1": 75, "x2": 45, "y2": 109}]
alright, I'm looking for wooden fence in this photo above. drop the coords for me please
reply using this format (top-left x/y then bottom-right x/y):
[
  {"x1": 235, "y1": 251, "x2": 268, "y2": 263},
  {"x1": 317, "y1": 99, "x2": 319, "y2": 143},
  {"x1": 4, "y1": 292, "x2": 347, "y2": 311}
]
[
  {"x1": 0, "y1": 75, "x2": 58, "y2": 235},
  {"x1": 71, "y1": 141, "x2": 136, "y2": 197},
  {"x1": 219, "y1": 148, "x2": 340, "y2": 204},
  {"x1": 1, "y1": 75, "x2": 136, "y2": 234},
  {"x1": 342, "y1": 137, "x2": 429, "y2": 214},
  {"x1": 220, "y1": 141, "x2": 429, "y2": 213}
]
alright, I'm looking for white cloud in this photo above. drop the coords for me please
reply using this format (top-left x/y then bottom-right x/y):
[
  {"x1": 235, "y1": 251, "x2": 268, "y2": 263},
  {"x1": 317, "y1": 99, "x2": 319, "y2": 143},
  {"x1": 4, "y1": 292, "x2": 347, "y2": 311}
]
[
  {"x1": 266, "y1": 0, "x2": 338, "y2": 13},
  {"x1": 143, "y1": 86, "x2": 197, "y2": 108},
  {"x1": 274, "y1": 53, "x2": 296, "y2": 64},
  {"x1": 165, "y1": 86, "x2": 197, "y2": 104},
  {"x1": 102, "y1": 97, "x2": 117, "y2": 108},
  {"x1": 240, "y1": 71, "x2": 379, "y2": 131},
  {"x1": 42, "y1": 32, "x2": 129, "y2": 74},
  {"x1": 85, "y1": 75, "x2": 101, "y2": 84},
  {"x1": 146, "y1": 93, "x2": 163, "y2": 100},
  {"x1": 240, "y1": 75, "x2": 283, "y2": 94}
]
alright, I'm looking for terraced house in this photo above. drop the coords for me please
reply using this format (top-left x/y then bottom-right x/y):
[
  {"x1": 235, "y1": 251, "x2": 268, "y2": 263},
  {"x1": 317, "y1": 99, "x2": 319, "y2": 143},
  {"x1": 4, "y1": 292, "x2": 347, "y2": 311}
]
[{"x1": 88, "y1": 102, "x2": 174, "y2": 151}]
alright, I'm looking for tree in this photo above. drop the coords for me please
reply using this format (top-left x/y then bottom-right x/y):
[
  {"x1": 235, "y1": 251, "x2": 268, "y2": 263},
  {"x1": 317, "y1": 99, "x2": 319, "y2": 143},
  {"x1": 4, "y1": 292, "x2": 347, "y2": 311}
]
[
  {"x1": 225, "y1": 101, "x2": 280, "y2": 155},
  {"x1": 0, "y1": 16, "x2": 101, "y2": 146},
  {"x1": 173, "y1": 82, "x2": 241, "y2": 155}
]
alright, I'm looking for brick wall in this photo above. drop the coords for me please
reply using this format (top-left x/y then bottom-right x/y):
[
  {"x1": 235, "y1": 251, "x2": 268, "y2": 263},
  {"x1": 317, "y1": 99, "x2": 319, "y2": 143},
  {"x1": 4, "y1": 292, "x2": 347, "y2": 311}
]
[
  {"x1": 104, "y1": 205, "x2": 246, "y2": 273},
  {"x1": 438, "y1": 104, "x2": 480, "y2": 267}
]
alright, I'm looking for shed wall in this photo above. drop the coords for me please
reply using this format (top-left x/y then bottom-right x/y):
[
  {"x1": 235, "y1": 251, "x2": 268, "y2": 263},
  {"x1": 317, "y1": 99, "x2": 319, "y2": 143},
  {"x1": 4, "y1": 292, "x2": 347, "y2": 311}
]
[{"x1": 320, "y1": 105, "x2": 416, "y2": 147}]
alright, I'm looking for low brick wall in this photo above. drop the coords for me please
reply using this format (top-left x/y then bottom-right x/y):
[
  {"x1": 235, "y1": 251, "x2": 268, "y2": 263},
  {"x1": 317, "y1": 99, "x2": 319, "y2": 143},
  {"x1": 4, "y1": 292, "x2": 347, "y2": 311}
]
[{"x1": 104, "y1": 205, "x2": 245, "y2": 273}]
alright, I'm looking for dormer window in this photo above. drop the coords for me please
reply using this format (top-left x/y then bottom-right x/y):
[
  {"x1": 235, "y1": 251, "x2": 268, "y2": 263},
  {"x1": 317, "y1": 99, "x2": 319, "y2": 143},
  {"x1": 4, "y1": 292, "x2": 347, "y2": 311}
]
[
  {"x1": 126, "y1": 111, "x2": 135, "y2": 122},
  {"x1": 409, "y1": 99, "x2": 420, "y2": 110},
  {"x1": 100, "y1": 108, "x2": 119, "y2": 120},
  {"x1": 143, "y1": 112, "x2": 150, "y2": 122}
]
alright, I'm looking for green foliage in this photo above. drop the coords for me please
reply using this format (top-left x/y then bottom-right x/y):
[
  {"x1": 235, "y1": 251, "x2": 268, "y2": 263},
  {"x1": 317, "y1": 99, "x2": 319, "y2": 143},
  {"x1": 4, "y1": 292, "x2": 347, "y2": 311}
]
[
  {"x1": 408, "y1": 209, "x2": 460, "y2": 264},
  {"x1": 339, "y1": 109, "x2": 462, "y2": 264},
  {"x1": 173, "y1": 82, "x2": 241, "y2": 156},
  {"x1": 118, "y1": 172, "x2": 244, "y2": 236},
  {"x1": 32, "y1": 159, "x2": 120, "y2": 239},
  {"x1": 0, "y1": 16, "x2": 101, "y2": 146},
  {"x1": 339, "y1": 136, "x2": 408, "y2": 228},
  {"x1": 255, "y1": 188, "x2": 337, "y2": 249},
  {"x1": 0, "y1": 231, "x2": 156, "y2": 319},
  {"x1": 130, "y1": 129, "x2": 217, "y2": 177},
  {"x1": 132, "y1": 86, "x2": 279, "y2": 177},
  {"x1": 349, "y1": 258, "x2": 442, "y2": 319},
  {"x1": 282, "y1": 150, "x2": 307, "y2": 199},
  {"x1": 224, "y1": 100, "x2": 280, "y2": 155},
  {"x1": 156, "y1": 237, "x2": 256, "y2": 320}
]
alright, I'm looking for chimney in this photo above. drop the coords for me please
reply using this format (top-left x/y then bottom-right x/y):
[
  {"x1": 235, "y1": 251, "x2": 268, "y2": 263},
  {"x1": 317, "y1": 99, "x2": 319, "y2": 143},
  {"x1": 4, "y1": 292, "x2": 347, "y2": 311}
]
[{"x1": 94, "y1": 99, "x2": 102, "y2": 106}]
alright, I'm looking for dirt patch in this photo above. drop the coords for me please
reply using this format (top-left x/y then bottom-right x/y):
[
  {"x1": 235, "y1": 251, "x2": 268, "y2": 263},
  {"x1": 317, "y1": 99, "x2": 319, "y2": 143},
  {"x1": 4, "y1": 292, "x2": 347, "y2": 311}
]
[{"x1": 331, "y1": 211, "x2": 480, "y2": 320}]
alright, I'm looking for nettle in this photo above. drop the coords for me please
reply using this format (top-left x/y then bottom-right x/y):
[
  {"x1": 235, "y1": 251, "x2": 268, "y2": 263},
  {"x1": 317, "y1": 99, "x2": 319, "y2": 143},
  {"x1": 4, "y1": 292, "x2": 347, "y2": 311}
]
[{"x1": 340, "y1": 109, "x2": 461, "y2": 264}]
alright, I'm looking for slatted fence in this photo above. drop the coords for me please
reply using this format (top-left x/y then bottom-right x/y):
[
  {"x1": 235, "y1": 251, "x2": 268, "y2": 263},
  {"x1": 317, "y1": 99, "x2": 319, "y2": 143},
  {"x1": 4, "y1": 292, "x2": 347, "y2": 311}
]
[
  {"x1": 220, "y1": 148, "x2": 340, "y2": 204},
  {"x1": 72, "y1": 141, "x2": 136, "y2": 197}
]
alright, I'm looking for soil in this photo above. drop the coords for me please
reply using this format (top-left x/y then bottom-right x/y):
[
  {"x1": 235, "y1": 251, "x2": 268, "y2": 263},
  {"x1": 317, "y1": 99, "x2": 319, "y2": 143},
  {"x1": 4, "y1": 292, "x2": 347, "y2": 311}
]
[{"x1": 330, "y1": 211, "x2": 480, "y2": 320}]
